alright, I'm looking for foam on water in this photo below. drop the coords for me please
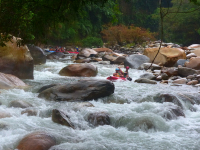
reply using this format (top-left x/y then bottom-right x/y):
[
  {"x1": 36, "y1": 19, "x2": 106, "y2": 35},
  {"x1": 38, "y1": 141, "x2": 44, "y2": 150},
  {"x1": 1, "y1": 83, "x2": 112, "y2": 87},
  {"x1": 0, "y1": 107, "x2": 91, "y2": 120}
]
[{"x1": 1, "y1": 59, "x2": 200, "y2": 150}]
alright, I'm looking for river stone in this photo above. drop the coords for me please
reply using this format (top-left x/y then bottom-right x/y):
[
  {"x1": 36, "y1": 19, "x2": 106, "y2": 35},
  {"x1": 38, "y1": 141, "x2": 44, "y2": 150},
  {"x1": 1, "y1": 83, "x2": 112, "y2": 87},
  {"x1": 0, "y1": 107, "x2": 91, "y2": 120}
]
[
  {"x1": 162, "y1": 105, "x2": 185, "y2": 120},
  {"x1": 27, "y1": 44, "x2": 46, "y2": 65},
  {"x1": 16, "y1": 131, "x2": 56, "y2": 150},
  {"x1": 140, "y1": 73, "x2": 156, "y2": 80},
  {"x1": 88, "y1": 112, "x2": 110, "y2": 126},
  {"x1": 102, "y1": 53, "x2": 119, "y2": 63},
  {"x1": 52, "y1": 109, "x2": 75, "y2": 128},
  {"x1": 154, "y1": 94, "x2": 183, "y2": 109},
  {"x1": 21, "y1": 109, "x2": 38, "y2": 116},
  {"x1": 185, "y1": 57, "x2": 200, "y2": 70},
  {"x1": 93, "y1": 48, "x2": 113, "y2": 53},
  {"x1": 74, "y1": 102, "x2": 94, "y2": 111},
  {"x1": 160, "y1": 73, "x2": 169, "y2": 80},
  {"x1": 59, "y1": 63, "x2": 97, "y2": 77},
  {"x1": 79, "y1": 48, "x2": 97, "y2": 57},
  {"x1": 172, "y1": 78, "x2": 187, "y2": 84},
  {"x1": 37, "y1": 84, "x2": 58, "y2": 93},
  {"x1": 178, "y1": 67, "x2": 197, "y2": 77},
  {"x1": 188, "y1": 44, "x2": 200, "y2": 49},
  {"x1": 0, "y1": 72, "x2": 27, "y2": 89},
  {"x1": 139, "y1": 63, "x2": 161, "y2": 70},
  {"x1": 161, "y1": 67, "x2": 178, "y2": 77},
  {"x1": 0, "y1": 36, "x2": 33, "y2": 79},
  {"x1": 186, "y1": 53, "x2": 197, "y2": 59},
  {"x1": 174, "y1": 59, "x2": 188, "y2": 67},
  {"x1": 74, "y1": 59, "x2": 91, "y2": 63},
  {"x1": 112, "y1": 56, "x2": 126, "y2": 65},
  {"x1": 46, "y1": 52, "x2": 66, "y2": 59},
  {"x1": 144, "y1": 47, "x2": 186, "y2": 67},
  {"x1": 134, "y1": 78, "x2": 157, "y2": 84},
  {"x1": 38, "y1": 79, "x2": 115, "y2": 101},
  {"x1": 9, "y1": 100, "x2": 33, "y2": 108},
  {"x1": 187, "y1": 80, "x2": 198, "y2": 85},
  {"x1": 124, "y1": 54, "x2": 150, "y2": 69}
]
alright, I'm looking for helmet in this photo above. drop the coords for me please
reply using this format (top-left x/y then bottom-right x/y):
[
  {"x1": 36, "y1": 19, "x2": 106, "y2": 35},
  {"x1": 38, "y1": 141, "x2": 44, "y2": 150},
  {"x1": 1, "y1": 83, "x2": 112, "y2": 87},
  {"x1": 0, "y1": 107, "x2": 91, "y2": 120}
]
[
  {"x1": 115, "y1": 68, "x2": 119, "y2": 71},
  {"x1": 126, "y1": 66, "x2": 130, "y2": 69}
]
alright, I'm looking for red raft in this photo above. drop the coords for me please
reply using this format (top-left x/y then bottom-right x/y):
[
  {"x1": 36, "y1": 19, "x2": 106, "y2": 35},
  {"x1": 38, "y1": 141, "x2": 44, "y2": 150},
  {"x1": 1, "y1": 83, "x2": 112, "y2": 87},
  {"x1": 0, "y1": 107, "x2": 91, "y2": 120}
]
[
  {"x1": 66, "y1": 51, "x2": 79, "y2": 54},
  {"x1": 107, "y1": 76, "x2": 126, "y2": 81}
]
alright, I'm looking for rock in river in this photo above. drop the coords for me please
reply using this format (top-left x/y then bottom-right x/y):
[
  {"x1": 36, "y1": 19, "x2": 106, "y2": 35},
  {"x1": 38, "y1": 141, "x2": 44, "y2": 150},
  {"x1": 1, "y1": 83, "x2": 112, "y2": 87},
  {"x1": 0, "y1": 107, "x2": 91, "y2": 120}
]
[{"x1": 38, "y1": 79, "x2": 115, "y2": 101}]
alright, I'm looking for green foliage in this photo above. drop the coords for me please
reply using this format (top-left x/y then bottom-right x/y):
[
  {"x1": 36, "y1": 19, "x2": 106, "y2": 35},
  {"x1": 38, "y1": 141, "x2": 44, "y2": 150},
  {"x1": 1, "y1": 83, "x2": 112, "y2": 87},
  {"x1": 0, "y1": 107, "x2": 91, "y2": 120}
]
[
  {"x1": 81, "y1": 37, "x2": 103, "y2": 47},
  {"x1": 157, "y1": 0, "x2": 200, "y2": 45}
]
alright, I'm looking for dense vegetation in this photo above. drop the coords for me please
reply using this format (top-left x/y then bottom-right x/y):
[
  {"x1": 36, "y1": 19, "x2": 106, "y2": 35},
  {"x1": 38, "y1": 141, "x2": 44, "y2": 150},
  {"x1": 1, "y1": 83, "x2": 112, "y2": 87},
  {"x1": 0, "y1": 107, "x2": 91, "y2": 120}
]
[{"x1": 0, "y1": 0, "x2": 199, "y2": 47}]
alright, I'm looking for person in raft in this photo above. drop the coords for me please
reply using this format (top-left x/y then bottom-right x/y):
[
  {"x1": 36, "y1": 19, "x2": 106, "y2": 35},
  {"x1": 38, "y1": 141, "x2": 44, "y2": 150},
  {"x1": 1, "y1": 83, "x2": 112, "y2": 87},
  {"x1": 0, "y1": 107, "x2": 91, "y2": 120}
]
[
  {"x1": 113, "y1": 68, "x2": 123, "y2": 77},
  {"x1": 118, "y1": 66, "x2": 129, "y2": 78}
]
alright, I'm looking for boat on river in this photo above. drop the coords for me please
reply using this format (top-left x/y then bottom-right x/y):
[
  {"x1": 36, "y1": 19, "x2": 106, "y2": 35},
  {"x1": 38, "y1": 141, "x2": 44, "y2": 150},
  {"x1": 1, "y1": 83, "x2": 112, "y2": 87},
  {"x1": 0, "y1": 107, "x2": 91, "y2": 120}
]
[{"x1": 107, "y1": 76, "x2": 127, "y2": 81}]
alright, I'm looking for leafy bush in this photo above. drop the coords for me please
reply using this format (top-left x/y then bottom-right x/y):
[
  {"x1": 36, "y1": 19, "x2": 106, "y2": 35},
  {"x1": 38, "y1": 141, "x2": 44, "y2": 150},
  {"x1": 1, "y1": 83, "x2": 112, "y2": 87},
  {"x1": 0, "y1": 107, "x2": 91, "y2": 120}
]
[
  {"x1": 101, "y1": 25, "x2": 156, "y2": 46},
  {"x1": 82, "y1": 36, "x2": 103, "y2": 48}
]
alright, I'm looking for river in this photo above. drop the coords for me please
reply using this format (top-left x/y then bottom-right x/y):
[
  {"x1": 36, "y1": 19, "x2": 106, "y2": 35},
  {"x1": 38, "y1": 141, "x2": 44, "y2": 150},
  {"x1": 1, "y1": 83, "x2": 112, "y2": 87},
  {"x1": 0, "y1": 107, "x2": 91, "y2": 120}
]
[{"x1": 1, "y1": 54, "x2": 200, "y2": 150}]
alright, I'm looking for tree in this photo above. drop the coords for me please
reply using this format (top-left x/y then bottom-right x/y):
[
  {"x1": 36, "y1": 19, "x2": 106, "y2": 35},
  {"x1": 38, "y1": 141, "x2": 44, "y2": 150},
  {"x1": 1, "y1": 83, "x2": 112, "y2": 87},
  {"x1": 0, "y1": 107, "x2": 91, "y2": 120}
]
[{"x1": 0, "y1": 0, "x2": 109, "y2": 45}]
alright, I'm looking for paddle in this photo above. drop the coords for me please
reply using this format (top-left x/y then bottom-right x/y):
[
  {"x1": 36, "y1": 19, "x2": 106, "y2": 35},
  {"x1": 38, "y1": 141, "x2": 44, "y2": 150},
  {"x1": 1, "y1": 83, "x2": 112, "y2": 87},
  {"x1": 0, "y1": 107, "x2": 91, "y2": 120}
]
[{"x1": 127, "y1": 77, "x2": 132, "y2": 81}]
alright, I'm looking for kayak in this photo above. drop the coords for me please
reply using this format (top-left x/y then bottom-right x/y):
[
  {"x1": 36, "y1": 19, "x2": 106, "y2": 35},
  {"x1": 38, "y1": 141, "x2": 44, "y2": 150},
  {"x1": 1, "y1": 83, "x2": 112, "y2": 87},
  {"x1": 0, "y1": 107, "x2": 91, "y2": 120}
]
[
  {"x1": 107, "y1": 76, "x2": 126, "y2": 81},
  {"x1": 66, "y1": 51, "x2": 79, "y2": 54}
]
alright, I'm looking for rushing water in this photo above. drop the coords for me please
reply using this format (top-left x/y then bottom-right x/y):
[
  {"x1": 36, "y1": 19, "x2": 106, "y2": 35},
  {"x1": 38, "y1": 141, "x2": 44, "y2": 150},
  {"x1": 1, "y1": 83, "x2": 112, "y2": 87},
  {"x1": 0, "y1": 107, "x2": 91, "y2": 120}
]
[{"x1": 1, "y1": 55, "x2": 200, "y2": 150}]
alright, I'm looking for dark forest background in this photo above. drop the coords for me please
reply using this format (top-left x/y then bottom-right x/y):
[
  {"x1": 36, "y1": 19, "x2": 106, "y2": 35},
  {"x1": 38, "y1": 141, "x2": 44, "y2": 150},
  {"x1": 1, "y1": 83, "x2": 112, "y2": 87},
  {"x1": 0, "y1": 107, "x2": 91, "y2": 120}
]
[{"x1": 0, "y1": 0, "x2": 200, "y2": 47}]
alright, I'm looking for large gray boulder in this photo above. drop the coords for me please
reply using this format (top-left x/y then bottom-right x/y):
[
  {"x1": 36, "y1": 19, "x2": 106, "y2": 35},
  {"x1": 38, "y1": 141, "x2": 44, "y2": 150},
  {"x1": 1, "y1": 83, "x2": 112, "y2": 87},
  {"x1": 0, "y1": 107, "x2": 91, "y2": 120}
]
[
  {"x1": 134, "y1": 78, "x2": 157, "y2": 84},
  {"x1": 46, "y1": 52, "x2": 66, "y2": 59},
  {"x1": 124, "y1": 54, "x2": 150, "y2": 69},
  {"x1": 27, "y1": 45, "x2": 46, "y2": 65},
  {"x1": 38, "y1": 79, "x2": 115, "y2": 101}
]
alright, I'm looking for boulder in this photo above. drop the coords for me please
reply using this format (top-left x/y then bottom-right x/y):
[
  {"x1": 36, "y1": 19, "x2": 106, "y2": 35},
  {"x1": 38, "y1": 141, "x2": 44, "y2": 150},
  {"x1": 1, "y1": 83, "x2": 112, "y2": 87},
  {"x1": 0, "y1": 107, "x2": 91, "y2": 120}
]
[
  {"x1": 0, "y1": 36, "x2": 33, "y2": 79},
  {"x1": 9, "y1": 100, "x2": 33, "y2": 108},
  {"x1": 162, "y1": 105, "x2": 185, "y2": 120},
  {"x1": 134, "y1": 78, "x2": 157, "y2": 84},
  {"x1": 174, "y1": 59, "x2": 188, "y2": 67},
  {"x1": 37, "y1": 84, "x2": 58, "y2": 93},
  {"x1": 185, "y1": 57, "x2": 200, "y2": 70},
  {"x1": 74, "y1": 59, "x2": 90, "y2": 63},
  {"x1": 59, "y1": 64, "x2": 97, "y2": 77},
  {"x1": 172, "y1": 78, "x2": 187, "y2": 84},
  {"x1": 16, "y1": 131, "x2": 56, "y2": 150},
  {"x1": 186, "y1": 53, "x2": 197, "y2": 59},
  {"x1": 160, "y1": 73, "x2": 169, "y2": 80},
  {"x1": 178, "y1": 67, "x2": 197, "y2": 77},
  {"x1": 154, "y1": 94, "x2": 183, "y2": 109},
  {"x1": 187, "y1": 80, "x2": 198, "y2": 85},
  {"x1": 102, "y1": 53, "x2": 119, "y2": 63},
  {"x1": 52, "y1": 109, "x2": 75, "y2": 128},
  {"x1": 88, "y1": 112, "x2": 110, "y2": 126},
  {"x1": 139, "y1": 63, "x2": 161, "y2": 70},
  {"x1": 140, "y1": 73, "x2": 156, "y2": 80},
  {"x1": 38, "y1": 79, "x2": 115, "y2": 101},
  {"x1": 161, "y1": 67, "x2": 178, "y2": 77},
  {"x1": 191, "y1": 49, "x2": 200, "y2": 56},
  {"x1": 46, "y1": 52, "x2": 66, "y2": 59},
  {"x1": 112, "y1": 56, "x2": 126, "y2": 65},
  {"x1": 188, "y1": 44, "x2": 200, "y2": 49},
  {"x1": 93, "y1": 48, "x2": 113, "y2": 53},
  {"x1": 124, "y1": 54, "x2": 150, "y2": 69},
  {"x1": 79, "y1": 48, "x2": 97, "y2": 57},
  {"x1": 0, "y1": 72, "x2": 27, "y2": 89},
  {"x1": 143, "y1": 47, "x2": 186, "y2": 67},
  {"x1": 21, "y1": 109, "x2": 37, "y2": 116},
  {"x1": 27, "y1": 44, "x2": 46, "y2": 65},
  {"x1": 73, "y1": 102, "x2": 94, "y2": 111}
]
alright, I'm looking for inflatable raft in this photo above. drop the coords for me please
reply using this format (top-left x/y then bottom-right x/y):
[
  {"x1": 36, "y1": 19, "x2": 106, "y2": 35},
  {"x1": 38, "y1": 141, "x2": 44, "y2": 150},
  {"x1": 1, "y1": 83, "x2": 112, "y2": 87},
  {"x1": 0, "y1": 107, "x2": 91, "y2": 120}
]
[{"x1": 107, "y1": 76, "x2": 126, "y2": 81}]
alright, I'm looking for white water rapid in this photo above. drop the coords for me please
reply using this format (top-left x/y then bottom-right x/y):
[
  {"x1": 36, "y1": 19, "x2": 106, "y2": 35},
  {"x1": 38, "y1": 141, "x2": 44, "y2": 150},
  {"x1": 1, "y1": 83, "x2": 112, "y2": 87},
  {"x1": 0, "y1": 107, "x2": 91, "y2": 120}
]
[{"x1": 1, "y1": 55, "x2": 200, "y2": 150}]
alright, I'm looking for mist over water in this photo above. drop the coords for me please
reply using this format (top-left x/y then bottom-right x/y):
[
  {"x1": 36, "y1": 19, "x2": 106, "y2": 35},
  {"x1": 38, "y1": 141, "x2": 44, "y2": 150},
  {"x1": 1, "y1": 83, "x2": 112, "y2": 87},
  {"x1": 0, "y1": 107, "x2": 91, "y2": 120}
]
[{"x1": 1, "y1": 56, "x2": 200, "y2": 150}]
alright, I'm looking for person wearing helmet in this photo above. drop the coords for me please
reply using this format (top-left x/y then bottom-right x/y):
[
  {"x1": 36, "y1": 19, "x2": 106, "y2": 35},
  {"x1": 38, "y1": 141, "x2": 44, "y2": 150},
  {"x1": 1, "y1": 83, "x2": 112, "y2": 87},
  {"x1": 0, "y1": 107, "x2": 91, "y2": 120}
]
[
  {"x1": 113, "y1": 68, "x2": 122, "y2": 77},
  {"x1": 118, "y1": 66, "x2": 130, "y2": 78}
]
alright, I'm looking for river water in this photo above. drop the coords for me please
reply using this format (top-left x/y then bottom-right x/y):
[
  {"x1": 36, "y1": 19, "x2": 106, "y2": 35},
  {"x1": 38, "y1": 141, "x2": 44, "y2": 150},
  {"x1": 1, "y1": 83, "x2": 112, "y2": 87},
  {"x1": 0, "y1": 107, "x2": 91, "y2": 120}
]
[{"x1": 1, "y1": 55, "x2": 200, "y2": 150}]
